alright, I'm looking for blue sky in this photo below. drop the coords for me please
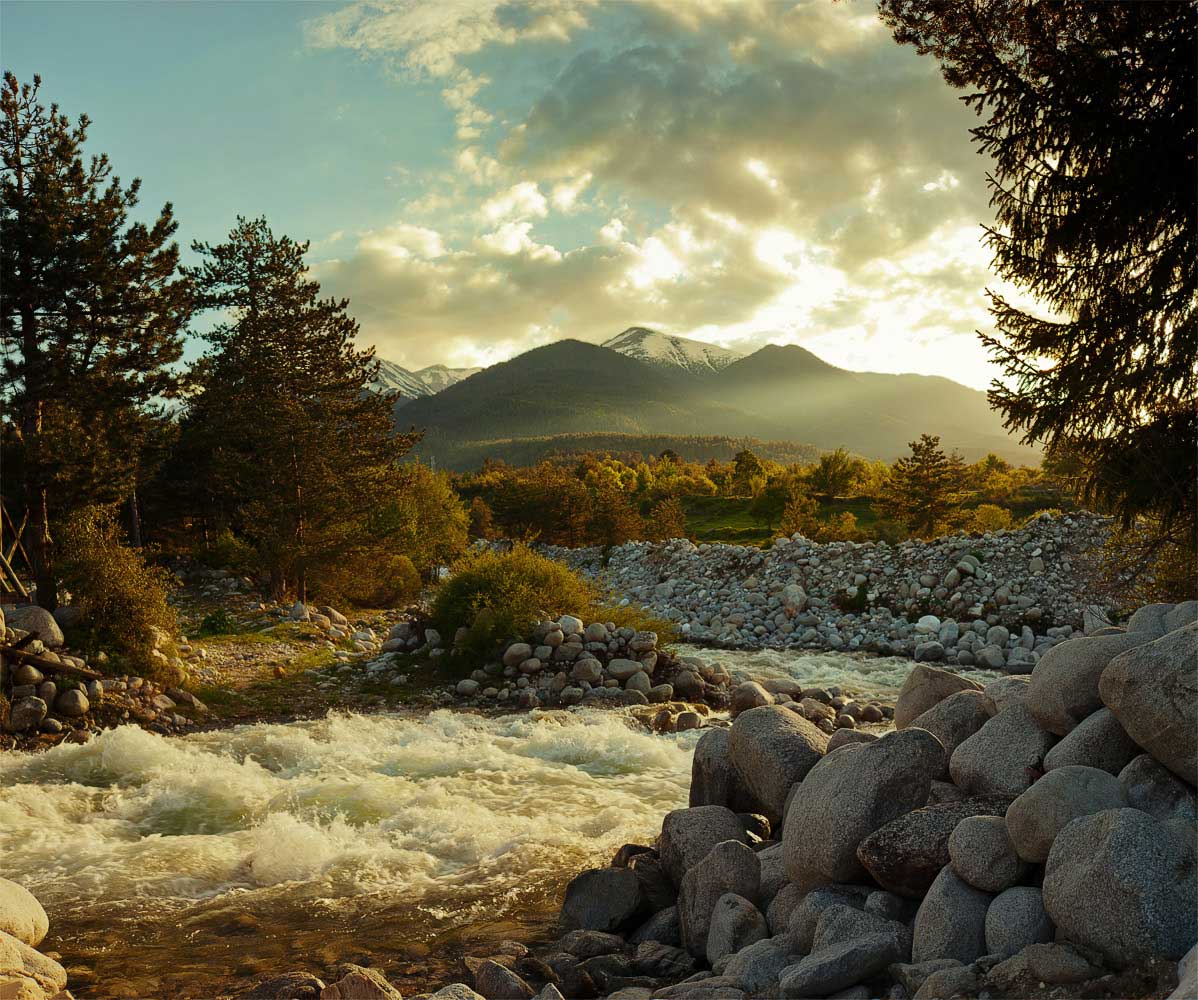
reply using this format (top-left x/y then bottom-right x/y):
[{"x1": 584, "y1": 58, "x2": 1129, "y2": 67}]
[{"x1": 2, "y1": 0, "x2": 1020, "y2": 386}]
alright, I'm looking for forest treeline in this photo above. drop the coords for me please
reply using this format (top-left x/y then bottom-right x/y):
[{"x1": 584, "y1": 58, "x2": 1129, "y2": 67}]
[{"x1": 1, "y1": 0, "x2": 1194, "y2": 667}]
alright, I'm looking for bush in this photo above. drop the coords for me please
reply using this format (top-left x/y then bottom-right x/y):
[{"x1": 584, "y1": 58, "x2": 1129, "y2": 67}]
[
  {"x1": 870, "y1": 519, "x2": 909, "y2": 544},
  {"x1": 967, "y1": 504, "x2": 1014, "y2": 533},
  {"x1": 196, "y1": 528, "x2": 257, "y2": 576},
  {"x1": 594, "y1": 602, "x2": 679, "y2": 646},
  {"x1": 311, "y1": 550, "x2": 422, "y2": 609},
  {"x1": 57, "y1": 506, "x2": 178, "y2": 678},
  {"x1": 196, "y1": 608, "x2": 236, "y2": 637},
  {"x1": 431, "y1": 545, "x2": 597, "y2": 660}
]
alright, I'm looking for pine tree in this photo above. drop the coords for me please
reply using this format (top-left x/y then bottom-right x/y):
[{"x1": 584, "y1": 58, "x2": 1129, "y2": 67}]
[
  {"x1": 876, "y1": 434, "x2": 967, "y2": 538},
  {"x1": 646, "y1": 497, "x2": 686, "y2": 541},
  {"x1": 879, "y1": 2, "x2": 1197, "y2": 552},
  {"x1": 178, "y1": 217, "x2": 419, "y2": 601},
  {"x1": 0, "y1": 73, "x2": 190, "y2": 607}
]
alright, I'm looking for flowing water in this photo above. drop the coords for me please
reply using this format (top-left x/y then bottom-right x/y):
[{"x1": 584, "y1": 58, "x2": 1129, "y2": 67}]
[
  {"x1": 0, "y1": 709, "x2": 702, "y2": 998},
  {"x1": 0, "y1": 649, "x2": 991, "y2": 998}
]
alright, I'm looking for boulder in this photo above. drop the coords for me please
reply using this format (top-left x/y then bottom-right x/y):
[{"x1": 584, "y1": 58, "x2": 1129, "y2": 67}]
[
  {"x1": 786, "y1": 886, "x2": 870, "y2": 954},
  {"x1": 248, "y1": 972, "x2": 328, "y2": 998},
  {"x1": 634, "y1": 939, "x2": 695, "y2": 978},
  {"x1": 53, "y1": 688, "x2": 89, "y2": 718},
  {"x1": 1, "y1": 605, "x2": 64, "y2": 648},
  {"x1": 1126, "y1": 603, "x2": 1173, "y2": 635},
  {"x1": 721, "y1": 938, "x2": 792, "y2": 992},
  {"x1": 949, "y1": 703, "x2": 1055, "y2": 797},
  {"x1": 911, "y1": 867, "x2": 993, "y2": 964},
  {"x1": 947, "y1": 815, "x2": 1026, "y2": 892},
  {"x1": 826, "y1": 729, "x2": 877, "y2": 752},
  {"x1": 778, "y1": 933, "x2": 906, "y2": 998},
  {"x1": 856, "y1": 796, "x2": 1013, "y2": 898},
  {"x1": 473, "y1": 960, "x2": 534, "y2": 1000},
  {"x1": 660, "y1": 806, "x2": 748, "y2": 886},
  {"x1": 689, "y1": 730, "x2": 736, "y2": 808},
  {"x1": 765, "y1": 882, "x2": 805, "y2": 935},
  {"x1": 895, "y1": 666, "x2": 983, "y2": 729},
  {"x1": 730, "y1": 682, "x2": 773, "y2": 717},
  {"x1": 1005, "y1": 765, "x2": 1126, "y2": 863},
  {"x1": 0, "y1": 880, "x2": 48, "y2": 947},
  {"x1": 0, "y1": 929, "x2": 68, "y2": 993},
  {"x1": 628, "y1": 906, "x2": 680, "y2": 947},
  {"x1": 908, "y1": 691, "x2": 992, "y2": 777},
  {"x1": 1165, "y1": 600, "x2": 1198, "y2": 631},
  {"x1": 557, "y1": 929, "x2": 624, "y2": 959},
  {"x1": 319, "y1": 965, "x2": 402, "y2": 1000},
  {"x1": 887, "y1": 960, "x2": 963, "y2": 995},
  {"x1": 6, "y1": 697, "x2": 46, "y2": 734},
  {"x1": 561, "y1": 867, "x2": 648, "y2": 933},
  {"x1": 1099, "y1": 623, "x2": 1198, "y2": 785},
  {"x1": 728, "y1": 706, "x2": 826, "y2": 824},
  {"x1": 981, "y1": 676, "x2": 1030, "y2": 715},
  {"x1": 1027, "y1": 631, "x2": 1156, "y2": 736},
  {"x1": 1119, "y1": 754, "x2": 1198, "y2": 822},
  {"x1": 985, "y1": 886, "x2": 1053, "y2": 957},
  {"x1": 912, "y1": 965, "x2": 978, "y2": 999},
  {"x1": 705, "y1": 893, "x2": 768, "y2": 966},
  {"x1": 1043, "y1": 807, "x2": 1197, "y2": 965},
  {"x1": 784, "y1": 729, "x2": 944, "y2": 885},
  {"x1": 1043, "y1": 708, "x2": 1140, "y2": 774},
  {"x1": 678, "y1": 840, "x2": 760, "y2": 960},
  {"x1": 812, "y1": 903, "x2": 911, "y2": 961},
  {"x1": 756, "y1": 843, "x2": 788, "y2": 905},
  {"x1": 608, "y1": 658, "x2": 645, "y2": 682}
]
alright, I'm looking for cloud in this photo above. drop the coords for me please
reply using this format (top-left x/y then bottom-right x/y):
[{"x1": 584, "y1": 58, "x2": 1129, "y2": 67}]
[{"x1": 306, "y1": 0, "x2": 1009, "y2": 387}]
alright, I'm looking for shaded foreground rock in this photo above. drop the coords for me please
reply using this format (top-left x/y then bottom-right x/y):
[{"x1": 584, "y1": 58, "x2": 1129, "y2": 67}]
[{"x1": 727, "y1": 705, "x2": 826, "y2": 823}]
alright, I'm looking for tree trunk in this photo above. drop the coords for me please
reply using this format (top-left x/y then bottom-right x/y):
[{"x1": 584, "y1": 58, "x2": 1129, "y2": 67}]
[{"x1": 128, "y1": 490, "x2": 143, "y2": 548}]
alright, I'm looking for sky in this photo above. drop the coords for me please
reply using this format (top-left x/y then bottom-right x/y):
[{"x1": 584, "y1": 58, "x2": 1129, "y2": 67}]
[{"x1": 3, "y1": 0, "x2": 1024, "y2": 388}]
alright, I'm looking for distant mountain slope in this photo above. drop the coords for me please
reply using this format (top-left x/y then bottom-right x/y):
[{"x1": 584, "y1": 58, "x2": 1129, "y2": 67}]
[
  {"x1": 602, "y1": 327, "x2": 743, "y2": 375},
  {"x1": 371, "y1": 359, "x2": 430, "y2": 402},
  {"x1": 414, "y1": 364, "x2": 483, "y2": 393}
]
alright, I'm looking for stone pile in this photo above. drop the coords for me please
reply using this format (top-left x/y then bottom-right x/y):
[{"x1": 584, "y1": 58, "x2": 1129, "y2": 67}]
[
  {"x1": 0, "y1": 877, "x2": 71, "y2": 1000},
  {"x1": 531, "y1": 513, "x2": 1111, "y2": 661},
  {"x1": 441, "y1": 616, "x2": 737, "y2": 716},
  {"x1": 415, "y1": 598, "x2": 1196, "y2": 1000}
]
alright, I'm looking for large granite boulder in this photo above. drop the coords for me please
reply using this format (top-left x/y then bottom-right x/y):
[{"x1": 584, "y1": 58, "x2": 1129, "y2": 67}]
[
  {"x1": 784, "y1": 729, "x2": 944, "y2": 885},
  {"x1": 856, "y1": 796, "x2": 1013, "y2": 898},
  {"x1": 0, "y1": 879, "x2": 48, "y2": 948},
  {"x1": 1043, "y1": 808, "x2": 1197, "y2": 966},
  {"x1": 660, "y1": 806, "x2": 748, "y2": 886},
  {"x1": 786, "y1": 886, "x2": 871, "y2": 954},
  {"x1": 911, "y1": 867, "x2": 993, "y2": 964},
  {"x1": 1043, "y1": 707, "x2": 1141, "y2": 774},
  {"x1": 561, "y1": 867, "x2": 649, "y2": 933},
  {"x1": 1119, "y1": 754, "x2": 1197, "y2": 823},
  {"x1": 705, "y1": 893, "x2": 768, "y2": 966},
  {"x1": 778, "y1": 933, "x2": 906, "y2": 998},
  {"x1": 907, "y1": 691, "x2": 992, "y2": 777},
  {"x1": 895, "y1": 666, "x2": 983, "y2": 729},
  {"x1": 1099, "y1": 623, "x2": 1198, "y2": 785},
  {"x1": 1, "y1": 605, "x2": 64, "y2": 648},
  {"x1": 985, "y1": 886, "x2": 1054, "y2": 957},
  {"x1": 678, "y1": 840, "x2": 760, "y2": 960},
  {"x1": 728, "y1": 705, "x2": 827, "y2": 824},
  {"x1": 1005, "y1": 765, "x2": 1126, "y2": 863},
  {"x1": 690, "y1": 729, "x2": 736, "y2": 808},
  {"x1": 947, "y1": 815, "x2": 1027, "y2": 892},
  {"x1": 1026, "y1": 631, "x2": 1156, "y2": 736},
  {"x1": 812, "y1": 903, "x2": 912, "y2": 961},
  {"x1": 949, "y1": 703, "x2": 1055, "y2": 797}
]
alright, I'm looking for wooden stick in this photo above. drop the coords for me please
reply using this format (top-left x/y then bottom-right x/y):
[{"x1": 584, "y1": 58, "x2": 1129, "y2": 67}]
[
  {"x1": 0, "y1": 644, "x2": 103, "y2": 680},
  {"x1": 5, "y1": 509, "x2": 28, "y2": 565},
  {"x1": 0, "y1": 549, "x2": 29, "y2": 600}
]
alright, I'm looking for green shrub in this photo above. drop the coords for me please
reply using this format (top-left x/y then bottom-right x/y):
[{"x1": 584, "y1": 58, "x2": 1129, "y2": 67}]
[
  {"x1": 197, "y1": 528, "x2": 257, "y2": 576},
  {"x1": 196, "y1": 609, "x2": 237, "y2": 637},
  {"x1": 312, "y1": 550, "x2": 422, "y2": 609},
  {"x1": 966, "y1": 504, "x2": 1014, "y2": 533},
  {"x1": 57, "y1": 505, "x2": 178, "y2": 678},
  {"x1": 431, "y1": 545, "x2": 597, "y2": 660}
]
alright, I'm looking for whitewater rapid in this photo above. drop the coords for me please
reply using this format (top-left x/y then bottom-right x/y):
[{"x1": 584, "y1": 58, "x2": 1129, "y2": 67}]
[{"x1": 0, "y1": 709, "x2": 701, "y2": 998}]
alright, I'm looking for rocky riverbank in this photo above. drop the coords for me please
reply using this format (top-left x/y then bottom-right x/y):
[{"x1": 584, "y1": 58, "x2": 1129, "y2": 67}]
[
  {"x1": 1, "y1": 876, "x2": 70, "y2": 1000},
  {"x1": 531, "y1": 513, "x2": 1113, "y2": 669},
  {"x1": 361, "y1": 598, "x2": 1194, "y2": 1000}
]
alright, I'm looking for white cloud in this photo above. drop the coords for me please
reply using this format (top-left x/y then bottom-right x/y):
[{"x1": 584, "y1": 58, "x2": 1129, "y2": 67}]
[{"x1": 481, "y1": 181, "x2": 549, "y2": 222}]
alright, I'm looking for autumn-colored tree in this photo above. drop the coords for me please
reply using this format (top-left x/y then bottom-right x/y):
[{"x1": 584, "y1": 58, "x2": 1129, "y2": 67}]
[
  {"x1": 876, "y1": 435, "x2": 968, "y2": 537},
  {"x1": 780, "y1": 488, "x2": 820, "y2": 538},
  {"x1": 468, "y1": 496, "x2": 496, "y2": 540},
  {"x1": 588, "y1": 479, "x2": 644, "y2": 547},
  {"x1": 807, "y1": 448, "x2": 866, "y2": 498},
  {"x1": 646, "y1": 497, "x2": 687, "y2": 541}
]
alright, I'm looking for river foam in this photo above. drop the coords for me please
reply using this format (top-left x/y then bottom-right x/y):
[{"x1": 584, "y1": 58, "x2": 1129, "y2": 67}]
[{"x1": 0, "y1": 709, "x2": 700, "y2": 998}]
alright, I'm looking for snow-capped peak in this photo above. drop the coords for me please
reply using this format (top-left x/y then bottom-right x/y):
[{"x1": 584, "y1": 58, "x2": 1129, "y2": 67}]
[
  {"x1": 370, "y1": 358, "x2": 431, "y2": 400},
  {"x1": 414, "y1": 364, "x2": 483, "y2": 393},
  {"x1": 601, "y1": 327, "x2": 744, "y2": 375}
]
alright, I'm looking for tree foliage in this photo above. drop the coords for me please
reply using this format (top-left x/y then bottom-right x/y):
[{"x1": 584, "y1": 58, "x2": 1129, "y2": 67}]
[
  {"x1": 876, "y1": 434, "x2": 968, "y2": 537},
  {"x1": 880, "y1": 0, "x2": 1197, "y2": 553}
]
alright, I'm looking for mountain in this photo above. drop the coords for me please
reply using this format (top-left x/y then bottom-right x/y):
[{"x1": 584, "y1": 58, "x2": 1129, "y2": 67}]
[
  {"x1": 414, "y1": 364, "x2": 483, "y2": 393},
  {"x1": 371, "y1": 359, "x2": 431, "y2": 402},
  {"x1": 602, "y1": 327, "x2": 743, "y2": 375},
  {"x1": 397, "y1": 338, "x2": 1039, "y2": 469}
]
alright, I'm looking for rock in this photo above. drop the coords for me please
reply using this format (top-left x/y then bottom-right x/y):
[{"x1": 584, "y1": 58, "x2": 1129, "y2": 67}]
[
  {"x1": 0, "y1": 929, "x2": 68, "y2": 993},
  {"x1": 1043, "y1": 807, "x2": 1197, "y2": 965},
  {"x1": 318, "y1": 965, "x2": 401, "y2": 999},
  {"x1": 730, "y1": 682, "x2": 773, "y2": 717},
  {"x1": 756, "y1": 843, "x2": 788, "y2": 905},
  {"x1": 473, "y1": 960, "x2": 534, "y2": 1000},
  {"x1": 584, "y1": 623, "x2": 609, "y2": 643},
  {"x1": 786, "y1": 886, "x2": 870, "y2": 953},
  {"x1": 722, "y1": 938, "x2": 791, "y2": 991},
  {"x1": 908, "y1": 692, "x2": 992, "y2": 777},
  {"x1": 856, "y1": 796, "x2": 1012, "y2": 898},
  {"x1": 430, "y1": 988, "x2": 485, "y2": 1000},
  {"x1": 812, "y1": 903, "x2": 912, "y2": 960},
  {"x1": 0, "y1": 880, "x2": 48, "y2": 947},
  {"x1": 947, "y1": 815, "x2": 1026, "y2": 892},
  {"x1": 1022, "y1": 942, "x2": 1099, "y2": 984},
  {"x1": 633, "y1": 940, "x2": 695, "y2": 978},
  {"x1": 706, "y1": 894, "x2": 768, "y2": 966},
  {"x1": 569, "y1": 659, "x2": 602, "y2": 684},
  {"x1": 628, "y1": 906, "x2": 680, "y2": 947},
  {"x1": 660, "y1": 806, "x2": 748, "y2": 886},
  {"x1": 981, "y1": 676, "x2": 1030, "y2": 715},
  {"x1": 690, "y1": 730, "x2": 736, "y2": 809},
  {"x1": 912, "y1": 964, "x2": 978, "y2": 999},
  {"x1": 557, "y1": 930, "x2": 624, "y2": 959},
  {"x1": 1027, "y1": 631, "x2": 1156, "y2": 736},
  {"x1": 949, "y1": 703, "x2": 1055, "y2": 797},
  {"x1": 728, "y1": 706, "x2": 827, "y2": 823},
  {"x1": 886, "y1": 960, "x2": 963, "y2": 995},
  {"x1": 1099, "y1": 623, "x2": 1198, "y2": 784},
  {"x1": 289, "y1": 601, "x2": 309, "y2": 622},
  {"x1": 765, "y1": 882, "x2": 805, "y2": 935},
  {"x1": 678, "y1": 840, "x2": 760, "y2": 959},
  {"x1": 1043, "y1": 707, "x2": 1140, "y2": 774},
  {"x1": 558, "y1": 615, "x2": 583, "y2": 636},
  {"x1": 895, "y1": 666, "x2": 983, "y2": 730},
  {"x1": 826, "y1": 729, "x2": 877, "y2": 752},
  {"x1": 1169, "y1": 943, "x2": 1198, "y2": 1000},
  {"x1": 248, "y1": 972, "x2": 327, "y2": 998},
  {"x1": 1119, "y1": 754, "x2": 1197, "y2": 822},
  {"x1": 914, "y1": 641, "x2": 945, "y2": 662},
  {"x1": 911, "y1": 867, "x2": 993, "y2": 964},
  {"x1": 778, "y1": 933, "x2": 905, "y2": 998},
  {"x1": 784, "y1": 728, "x2": 944, "y2": 885},
  {"x1": 1005, "y1": 765, "x2": 1126, "y2": 862},
  {"x1": 561, "y1": 868, "x2": 648, "y2": 933},
  {"x1": 456, "y1": 679, "x2": 480, "y2": 697},
  {"x1": 2, "y1": 606, "x2": 64, "y2": 647},
  {"x1": 6, "y1": 697, "x2": 46, "y2": 733},
  {"x1": 608, "y1": 658, "x2": 644, "y2": 682},
  {"x1": 985, "y1": 886, "x2": 1053, "y2": 957}
]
